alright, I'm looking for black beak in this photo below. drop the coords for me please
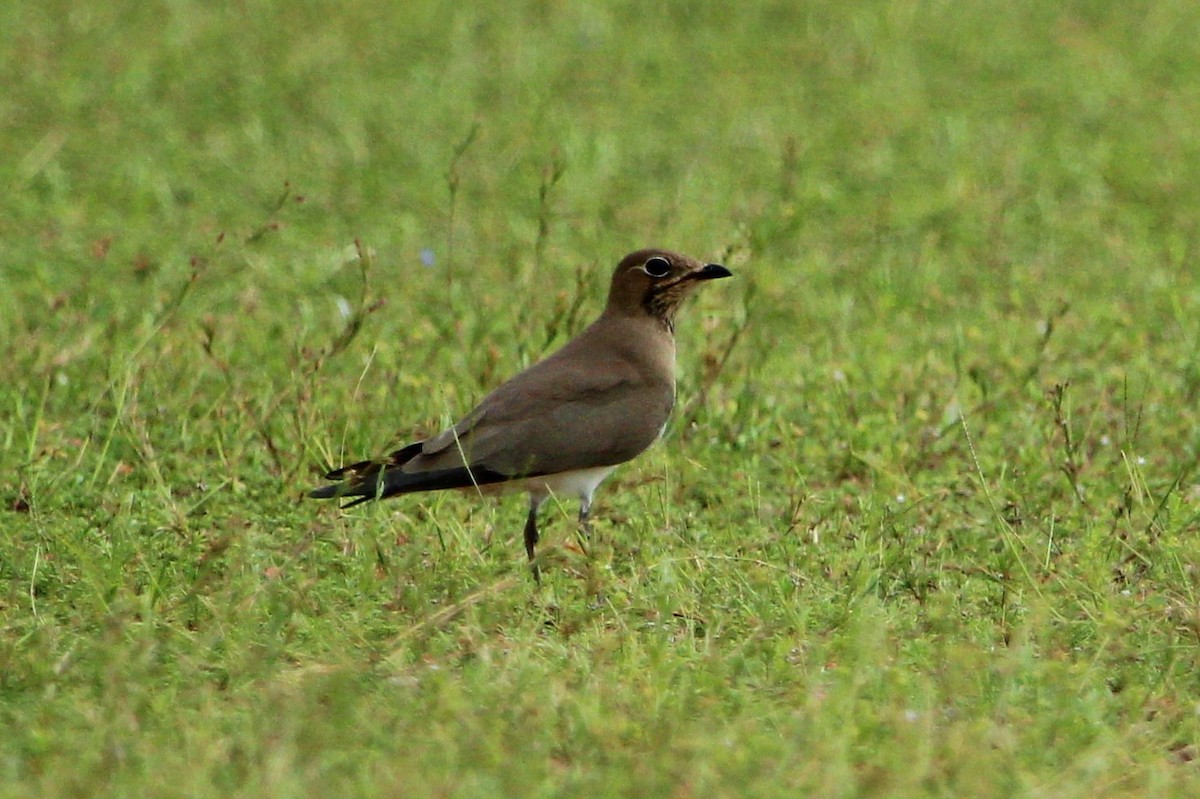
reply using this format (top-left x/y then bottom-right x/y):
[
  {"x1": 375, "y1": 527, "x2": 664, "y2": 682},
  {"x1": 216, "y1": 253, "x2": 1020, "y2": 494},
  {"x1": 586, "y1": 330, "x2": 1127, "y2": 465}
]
[{"x1": 689, "y1": 263, "x2": 733, "y2": 281}]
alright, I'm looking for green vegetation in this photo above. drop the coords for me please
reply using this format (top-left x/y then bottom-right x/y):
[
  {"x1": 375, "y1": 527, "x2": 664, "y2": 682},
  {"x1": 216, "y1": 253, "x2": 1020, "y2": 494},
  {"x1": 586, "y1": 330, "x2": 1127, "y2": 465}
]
[{"x1": 3, "y1": 1, "x2": 1200, "y2": 796}]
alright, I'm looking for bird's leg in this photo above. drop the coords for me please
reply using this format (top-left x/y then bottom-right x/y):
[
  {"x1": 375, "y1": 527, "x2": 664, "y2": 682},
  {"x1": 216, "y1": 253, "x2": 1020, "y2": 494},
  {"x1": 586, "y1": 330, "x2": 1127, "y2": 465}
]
[
  {"x1": 575, "y1": 495, "x2": 593, "y2": 555},
  {"x1": 524, "y1": 498, "x2": 542, "y2": 583}
]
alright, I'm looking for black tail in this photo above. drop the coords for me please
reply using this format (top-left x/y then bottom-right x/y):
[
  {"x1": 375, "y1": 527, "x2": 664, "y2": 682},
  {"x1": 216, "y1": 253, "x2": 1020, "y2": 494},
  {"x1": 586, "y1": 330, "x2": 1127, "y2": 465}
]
[{"x1": 308, "y1": 442, "x2": 510, "y2": 508}]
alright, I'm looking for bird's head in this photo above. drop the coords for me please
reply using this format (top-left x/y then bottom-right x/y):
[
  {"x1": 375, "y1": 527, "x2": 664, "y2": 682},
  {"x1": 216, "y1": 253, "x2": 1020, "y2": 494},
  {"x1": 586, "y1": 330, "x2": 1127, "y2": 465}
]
[{"x1": 605, "y1": 249, "x2": 732, "y2": 328}]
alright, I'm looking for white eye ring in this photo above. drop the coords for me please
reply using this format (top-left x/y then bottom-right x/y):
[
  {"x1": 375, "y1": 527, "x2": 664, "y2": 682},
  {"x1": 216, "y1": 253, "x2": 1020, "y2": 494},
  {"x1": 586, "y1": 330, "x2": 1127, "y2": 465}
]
[{"x1": 642, "y1": 256, "x2": 671, "y2": 277}]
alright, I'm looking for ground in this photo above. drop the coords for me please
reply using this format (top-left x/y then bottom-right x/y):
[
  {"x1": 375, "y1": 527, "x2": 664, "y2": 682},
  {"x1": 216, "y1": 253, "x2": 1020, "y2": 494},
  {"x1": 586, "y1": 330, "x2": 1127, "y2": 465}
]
[{"x1": 2, "y1": 1, "x2": 1200, "y2": 797}]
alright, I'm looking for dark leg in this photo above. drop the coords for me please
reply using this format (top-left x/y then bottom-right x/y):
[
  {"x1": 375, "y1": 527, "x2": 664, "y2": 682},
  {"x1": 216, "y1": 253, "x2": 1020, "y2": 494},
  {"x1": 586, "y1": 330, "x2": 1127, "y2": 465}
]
[
  {"x1": 579, "y1": 497, "x2": 593, "y2": 534},
  {"x1": 575, "y1": 496, "x2": 593, "y2": 554},
  {"x1": 524, "y1": 501, "x2": 541, "y2": 583}
]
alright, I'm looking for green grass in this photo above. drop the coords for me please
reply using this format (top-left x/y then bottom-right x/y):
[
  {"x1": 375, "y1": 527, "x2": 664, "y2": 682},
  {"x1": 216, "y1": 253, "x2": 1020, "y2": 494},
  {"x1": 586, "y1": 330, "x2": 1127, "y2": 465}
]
[{"x1": 3, "y1": 0, "x2": 1200, "y2": 796}]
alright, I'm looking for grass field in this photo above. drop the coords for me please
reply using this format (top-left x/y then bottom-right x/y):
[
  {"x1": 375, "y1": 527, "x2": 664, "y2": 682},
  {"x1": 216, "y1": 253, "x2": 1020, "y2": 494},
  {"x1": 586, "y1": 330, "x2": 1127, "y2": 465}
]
[{"x1": 4, "y1": 1, "x2": 1200, "y2": 796}]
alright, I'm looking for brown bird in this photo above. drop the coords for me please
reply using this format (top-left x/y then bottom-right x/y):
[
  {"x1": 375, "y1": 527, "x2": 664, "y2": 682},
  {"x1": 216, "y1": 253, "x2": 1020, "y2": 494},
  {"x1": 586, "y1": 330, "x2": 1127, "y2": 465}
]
[{"x1": 309, "y1": 249, "x2": 732, "y2": 578}]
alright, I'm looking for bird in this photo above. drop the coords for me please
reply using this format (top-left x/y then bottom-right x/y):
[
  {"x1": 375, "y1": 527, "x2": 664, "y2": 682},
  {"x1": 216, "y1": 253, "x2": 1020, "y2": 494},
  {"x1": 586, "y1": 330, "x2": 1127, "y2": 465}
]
[{"x1": 308, "y1": 248, "x2": 732, "y2": 579}]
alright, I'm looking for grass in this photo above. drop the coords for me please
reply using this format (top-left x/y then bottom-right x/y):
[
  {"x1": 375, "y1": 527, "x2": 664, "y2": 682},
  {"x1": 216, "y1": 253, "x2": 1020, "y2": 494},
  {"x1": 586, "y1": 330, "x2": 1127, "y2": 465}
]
[{"x1": 3, "y1": 0, "x2": 1200, "y2": 796}]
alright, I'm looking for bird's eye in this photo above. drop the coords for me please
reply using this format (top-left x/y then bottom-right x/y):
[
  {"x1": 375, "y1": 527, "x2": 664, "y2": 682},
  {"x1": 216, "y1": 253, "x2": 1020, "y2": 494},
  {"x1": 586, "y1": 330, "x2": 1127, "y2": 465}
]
[{"x1": 642, "y1": 256, "x2": 672, "y2": 278}]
